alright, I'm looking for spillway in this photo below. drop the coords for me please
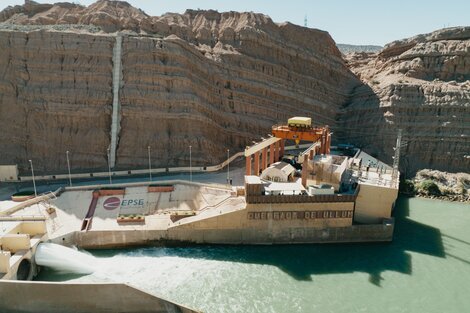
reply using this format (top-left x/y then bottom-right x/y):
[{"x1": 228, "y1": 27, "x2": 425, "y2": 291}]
[{"x1": 35, "y1": 243, "x2": 96, "y2": 275}]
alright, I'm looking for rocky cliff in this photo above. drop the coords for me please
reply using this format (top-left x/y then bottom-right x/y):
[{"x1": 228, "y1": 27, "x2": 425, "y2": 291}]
[
  {"x1": 0, "y1": 29, "x2": 114, "y2": 172},
  {"x1": 0, "y1": 1, "x2": 468, "y2": 176},
  {"x1": 340, "y1": 27, "x2": 470, "y2": 175},
  {"x1": 0, "y1": 0, "x2": 359, "y2": 174}
]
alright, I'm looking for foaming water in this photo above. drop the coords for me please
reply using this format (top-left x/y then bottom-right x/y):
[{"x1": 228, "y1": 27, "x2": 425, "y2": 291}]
[
  {"x1": 73, "y1": 247, "x2": 290, "y2": 313},
  {"x1": 35, "y1": 198, "x2": 470, "y2": 313},
  {"x1": 35, "y1": 243, "x2": 96, "y2": 274}
]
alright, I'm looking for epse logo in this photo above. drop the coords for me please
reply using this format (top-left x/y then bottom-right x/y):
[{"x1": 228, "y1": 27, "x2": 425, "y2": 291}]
[{"x1": 103, "y1": 197, "x2": 145, "y2": 210}]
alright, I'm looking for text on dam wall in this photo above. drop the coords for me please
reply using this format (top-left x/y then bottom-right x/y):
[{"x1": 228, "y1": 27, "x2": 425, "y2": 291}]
[{"x1": 247, "y1": 210, "x2": 353, "y2": 220}]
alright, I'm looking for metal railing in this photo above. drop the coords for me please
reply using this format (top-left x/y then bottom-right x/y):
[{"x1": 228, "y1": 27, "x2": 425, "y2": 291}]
[{"x1": 0, "y1": 187, "x2": 62, "y2": 217}]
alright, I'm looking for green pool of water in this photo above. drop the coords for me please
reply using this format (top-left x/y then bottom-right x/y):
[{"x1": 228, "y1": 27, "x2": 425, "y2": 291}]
[{"x1": 36, "y1": 197, "x2": 470, "y2": 313}]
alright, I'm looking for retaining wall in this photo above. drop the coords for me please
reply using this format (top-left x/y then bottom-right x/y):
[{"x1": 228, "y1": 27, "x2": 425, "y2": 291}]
[
  {"x1": 0, "y1": 280, "x2": 200, "y2": 313},
  {"x1": 53, "y1": 221, "x2": 394, "y2": 249}
]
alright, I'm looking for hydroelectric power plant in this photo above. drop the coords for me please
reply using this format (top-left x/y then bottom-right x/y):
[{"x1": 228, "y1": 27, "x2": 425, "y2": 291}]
[
  {"x1": 0, "y1": 1, "x2": 469, "y2": 311},
  {"x1": 0, "y1": 116, "x2": 404, "y2": 312}
]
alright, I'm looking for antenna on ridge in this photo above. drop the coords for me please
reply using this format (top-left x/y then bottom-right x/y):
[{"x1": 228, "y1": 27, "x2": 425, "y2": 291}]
[{"x1": 304, "y1": 15, "x2": 308, "y2": 27}]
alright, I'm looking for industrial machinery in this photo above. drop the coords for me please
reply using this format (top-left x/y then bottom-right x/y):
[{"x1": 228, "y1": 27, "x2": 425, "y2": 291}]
[
  {"x1": 245, "y1": 117, "x2": 332, "y2": 176},
  {"x1": 272, "y1": 116, "x2": 331, "y2": 155}
]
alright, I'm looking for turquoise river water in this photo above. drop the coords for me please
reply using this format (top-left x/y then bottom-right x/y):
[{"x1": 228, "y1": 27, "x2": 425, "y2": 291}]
[{"x1": 36, "y1": 197, "x2": 470, "y2": 313}]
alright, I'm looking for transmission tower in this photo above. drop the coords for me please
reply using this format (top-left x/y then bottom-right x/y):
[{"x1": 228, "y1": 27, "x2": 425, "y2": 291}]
[
  {"x1": 304, "y1": 15, "x2": 308, "y2": 27},
  {"x1": 391, "y1": 129, "x2": 402, "y2": 187}
]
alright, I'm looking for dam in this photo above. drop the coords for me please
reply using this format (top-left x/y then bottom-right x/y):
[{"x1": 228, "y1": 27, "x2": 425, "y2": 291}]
[
  {"x1": 2, "y1": 118, "x2": 399, "y2": 250},
  {"x1": 0, "y1": 115, "x2": 404, "y2": 312}
]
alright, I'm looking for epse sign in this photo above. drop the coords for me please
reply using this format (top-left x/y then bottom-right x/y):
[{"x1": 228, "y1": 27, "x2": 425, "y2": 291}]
[
  {"x1": 121, "y1": 199, "x2": 145, "y2": 206},
  {"x1": 103, "y1": 197, "x2": 145, "y2": 210}
]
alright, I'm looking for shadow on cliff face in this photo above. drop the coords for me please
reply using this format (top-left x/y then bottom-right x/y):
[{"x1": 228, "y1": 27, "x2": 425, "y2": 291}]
[
  {"x1": 94, "y1": 197, "x2": 445, "y2": 287},
  {"x1": 336, "y1": 80, "x2": 393, "y2": 166}
]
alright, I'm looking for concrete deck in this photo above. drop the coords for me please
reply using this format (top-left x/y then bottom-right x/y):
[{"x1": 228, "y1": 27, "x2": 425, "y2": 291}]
[
  {"x1": 42, "y1": 180, "x2": 245, "y2": 243},
  {"x1": 0, "y1": 149, "x2": 397, "y2": 250}
]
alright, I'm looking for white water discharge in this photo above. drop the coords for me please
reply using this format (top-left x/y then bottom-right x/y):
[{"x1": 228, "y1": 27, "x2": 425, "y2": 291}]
[{"x1": 35, "y1": 243, "x2": 96, "y2": 274}]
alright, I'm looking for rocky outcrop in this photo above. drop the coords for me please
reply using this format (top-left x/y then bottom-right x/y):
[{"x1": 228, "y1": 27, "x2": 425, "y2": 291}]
[
  {"x1": 0, "y1": 0, "x2": 54, "y2": 23},
  {"x1": 340, "y1": 27, "x2": 470, "y2": 175},
  {"x1": 0, "y1": 1, "x2": 359, "y2": 174},
  {"x1": 413, "y1": 169, "x2": 470, "y2": 202}
]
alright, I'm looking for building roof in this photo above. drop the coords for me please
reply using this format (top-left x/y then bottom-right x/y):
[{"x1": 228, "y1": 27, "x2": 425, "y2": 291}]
[
  {"x1": 267, "y1": 162, "x2": 296, "y2": 175},
  {"x1": 264, "y1": 180, "x2": 306, "y2": 192},
  {"x1": 260, "y1": 162, "x2": 296, "y2": 182},
  {"x1": 245, "y1": 175, "x2": 262, "y2": 184}
]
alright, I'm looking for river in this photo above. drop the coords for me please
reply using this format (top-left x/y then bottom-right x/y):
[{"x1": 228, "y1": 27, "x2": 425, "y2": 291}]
[{"x1": 35, "y1": 196, "x2": 470, "y2": 313}]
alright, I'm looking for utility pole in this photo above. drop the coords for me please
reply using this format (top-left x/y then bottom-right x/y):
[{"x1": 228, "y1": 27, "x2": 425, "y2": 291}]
[
  {"x1": 147, "y1": 145, "x2": 152, "y2": 182},
  {"x1": 227, "y1": 149, "x2": 230, "y2": 185},
  {"x1": 66, "y1": 150, "x2": 72, "y2": 187},
  {"x1": 107, "y1": 148, "x2": 112, "y2": 184},
  {"x1": 29, "y1": 159, "x2": 37, "y2": 197},
  {"x1": 189, "y1": 145, "x2": 192, "y2": 182}
]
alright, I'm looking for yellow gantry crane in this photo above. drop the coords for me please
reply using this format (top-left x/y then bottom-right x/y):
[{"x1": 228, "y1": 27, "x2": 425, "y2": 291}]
[{"x1": 271, "y1": 117, "x2": 331, "y2": 155}]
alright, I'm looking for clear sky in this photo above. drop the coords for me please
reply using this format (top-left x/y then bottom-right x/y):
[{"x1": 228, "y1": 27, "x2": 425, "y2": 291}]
[{"x1": 2, "y1": 0, "x2": 469, "y2": 45}]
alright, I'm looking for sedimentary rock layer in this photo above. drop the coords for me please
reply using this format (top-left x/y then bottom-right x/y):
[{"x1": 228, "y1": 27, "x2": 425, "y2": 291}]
[
  {"x1": 0, "y1": 30, "x2": 114, "y2": 172},
  {"x1": 0, "y1": 1, "x2": 359, "y2": 174},
  {"x1": 340, "y1": 27, "x2": 470, "y2": 174},
  {"x1": 0, "y1": 1, "x2": 468, "y2": 176}
]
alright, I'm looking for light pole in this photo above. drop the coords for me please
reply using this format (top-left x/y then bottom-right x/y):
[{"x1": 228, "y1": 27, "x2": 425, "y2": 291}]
[
  {"x1": 227, "y1": 149, "x2": 230, "y2": 185},
  {"x1": 28, "y1": 159, "x2": 37, "y2": 197},
  {"x1": 66, "y1": 150, "x2": 72, "y2": 187},
  {"x1": 148, "y1": 145, "x2": 152, "y2": 182},
  {"x1": 107, "y1": 148, "x2": 112, "y2": 184},
  {"x1": 189, "y1": 145, "x2": 192, "y2": 182}
]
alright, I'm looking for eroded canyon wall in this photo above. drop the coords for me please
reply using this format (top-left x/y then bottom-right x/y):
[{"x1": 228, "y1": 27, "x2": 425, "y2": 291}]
[
  {"x1": 0, "y1": 0, "x2": 359, "y2": 174},
  {"x1": 0, "y1": 29, "x2": 114, "y2": 173},
  {"x1": 340, "y1": 27, "x2": 470, "y2": 175},
  {"x1": 0, "y1": 1, "x2": 468, "y2": 176}
]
